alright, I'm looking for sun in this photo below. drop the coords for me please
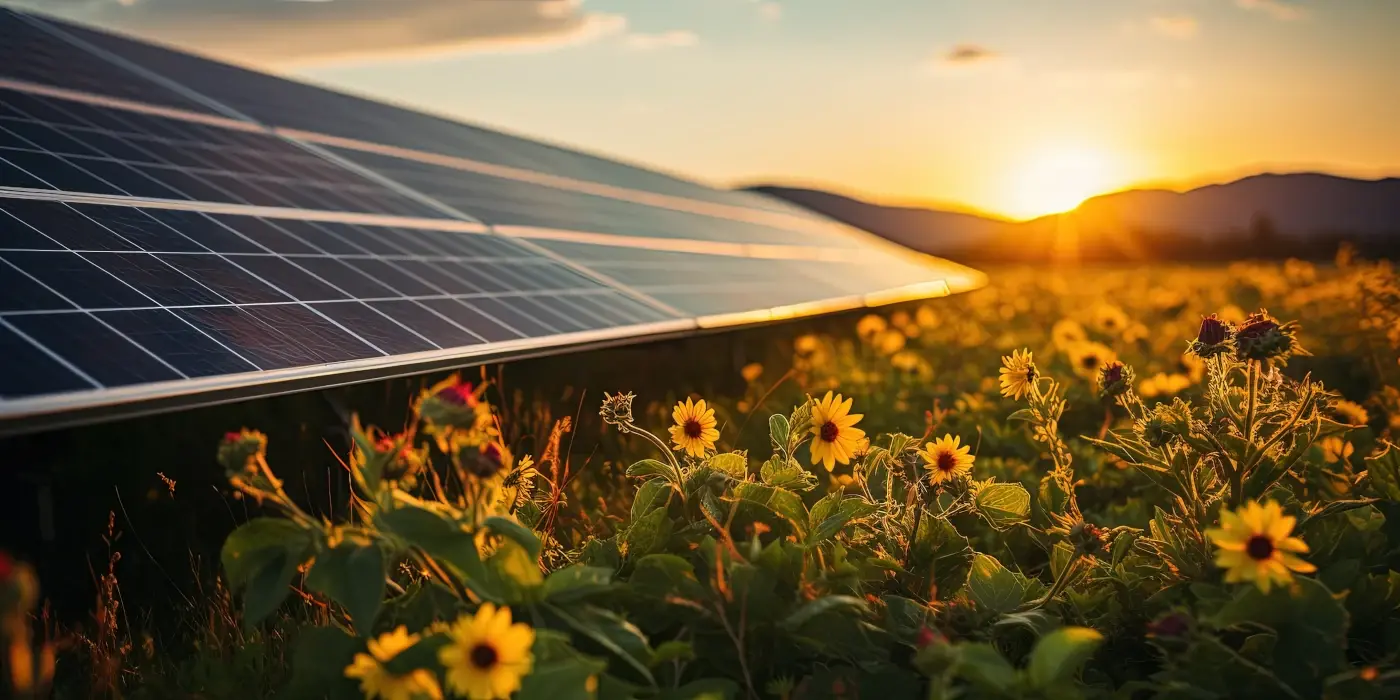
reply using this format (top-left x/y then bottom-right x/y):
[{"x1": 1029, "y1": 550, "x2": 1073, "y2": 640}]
[{"x1": 1005, "y1": 145, "x2": 1120, "y2": 219}]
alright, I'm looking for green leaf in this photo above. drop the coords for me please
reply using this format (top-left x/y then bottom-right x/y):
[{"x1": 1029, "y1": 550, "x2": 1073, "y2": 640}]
[
  {"x1": 759, "y1": 457, "x2": 817, "y2": 491},
  {"x1": 651, "y1": 640, "x2": 695, "y2": 666},
  {"x1": 955, "y1": 643, "x2": 1017, "y2": 693},
  {"x1": 377, "y1": 504, "x2": 497, "y2": 602},
  {"x1": 1366, "y1": 442, "x2": 1400, "y2": 501},
  {"x1": 659, "y1": 678, "x2": 740, "y2": 700},
  {"x1": 782, "y1": 595, "x2": 867, "y2": 630},
  {"x1": 908, "y1": 516, "x2": 974, "y2": 600},
  {"x1": 546, "y1": 604, "x2": 655, "y2": 688},
  {"x1": 733, "y1": 482, "x2": 809, "y2": 537},
  {"x1": 483, "y1": 516, "x2": 542, "y2": 559},
  {"x1": 277, "y1": 625, "x2": 361, "y2": 700},
  {"x1": 967, "y1": 554, "x2": 1025, "y2": 615},
  {"x1": 1006, "y1": 408, "x2": 1037, "y2": 423},
  {"x1": 974, "y1": 483, "x2": 1031, "y2": 530},
  {"x1": 708, "y1": 452, "x2": 748, "y2": 479},
  {"x1": 881, "y1": 595, "x2": 931, "y2": 643},
  {"x1": 630, "y1": 554, "x2": 707, "y2": 603},
  {"x1": 1209, "y1": 576, "x2": 1349, "y2": 696},
  {"x1": 809, "y1": 491, "x2": 843, "y2": 527},
  {"x1": 1027, "y1": 627, "x2": 1104, "y2": 689},
  {"x1": 489, "y1": 538, "x2": 544, "y2": 601},
  {"x1": 221, "y1": 518, "x2": 311, "y2": 589},
  {"x1": 624, "y1": 507, "x2": 673, "y2": 558},
  {"x1": 631, "y1": 479, "x2": 672, "y2": 522},
  {"x1": 769, "y1": 414, "x2": 791, "y2": 449},
  {"x1": 542, "y1": 565, "x2": 614, "y2": 604},
  {"x1": 221, "y1": 518, "x2": 314, "y2": 627},
  {"x1": 627, "y1": 459, "x2": 675, "y2": 481},
  {"x1": 305, "y1": 540, "x2": 386, "y2": 635}
]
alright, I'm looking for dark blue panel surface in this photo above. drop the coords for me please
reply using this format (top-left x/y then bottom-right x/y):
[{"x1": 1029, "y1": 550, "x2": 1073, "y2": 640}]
[
  {"x1": 96, "y1": 308, "x2": 259, "y2": 377},
  {"x1": 0, "y1": 321, "x2": 94, "y2": 397},
  {"x1": 1, "y1": 250, "x2": 150, "y2": 308},
  {"x1": 7, "y1": 312, "x2": 182, "y2": 386}
]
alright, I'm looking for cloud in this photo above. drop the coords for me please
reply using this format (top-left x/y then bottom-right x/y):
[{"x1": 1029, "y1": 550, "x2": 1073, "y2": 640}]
[
  {"x1": 1237, "y1": 0, "x2": 1307, "y2": 20},
  {"x1": 1150, "y1": 15, "x2": 1199, "y2": 39},
  {"x1": 939, "y1": 44, "x2": 1002, "y2": 66},
  {"x1": 622, "y1": 30, "x2": 699, "y2": 51},
  {"x1": 757, "y1": 2, "x2": 782, "y2": 21},
  {"x1": 15, "y1": 0, "x2": 628, "y2": 66}
]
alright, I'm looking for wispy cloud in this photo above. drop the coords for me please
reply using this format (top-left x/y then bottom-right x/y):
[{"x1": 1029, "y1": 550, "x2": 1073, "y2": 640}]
[
  {"x1": 12, "y1": 0, "x2": 629, "y2": 66},
  {"x1": 1151, "y1": 15, "x2": 1199, "y2": 39},
  {"x1": 939, "y1": 44, "x2": 1002, "y2": 66},
  {"x1": 1237, "y1": 0, "x2": 1307, "y2": 21},
  {"x1": 623, "y1": 30, "x2": 700, "y2": 51}
]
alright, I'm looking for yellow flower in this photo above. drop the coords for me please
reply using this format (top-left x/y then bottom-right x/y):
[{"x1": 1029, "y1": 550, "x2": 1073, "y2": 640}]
[
  {"x1": 1331, "y1": 399, "x2": 1369, "y2": 426},
  {"x1": 889, "y1": 310, "x2": 913, "y2": 330},
  {"x1": 1321, "y1": 437, "x2": 1354, "y2": 464},
  {"x1": 668, "y1": 398, "x2": 719, "y2": 458},
  {"x1": 915, "y1": 306, "x2": 939, "y2": 330},
  {"x1": 856, "y1": 314, "x2": 887, "y2": 340},
  {"x1": 344, "y1": 627, "x2": 443, "y2": 700},
  {"x1": 794, "y1": 334, "x2": 821, "y2": 354},
  {"x1": 1139, "y1": 372, "x2": 1190, "y2": 399},
  {"x1": 875, "y1": 329, "x2": 907, "y2": 355},
  {"x1": 1205, "y1": 500, "x2": 1316, "y2": 593},
  {"x1": 808, "y1": 391, "x2": 866, "y2": 471},
  {"x1": 918, "y1": 434, "x2": 974, "y2": 485},
  {"x1": 1068, "y1": 342, "x2": 1117, "y2": 381},
  {"x1": 998, "y1": 349, "x2": 1037, "y2": 401},
  {"x1": 1091, "y1": 304, "x2": 1130, "y2": 335},
  {"x1": 741, "y1": 363, "x2": 764, "y2": 382},
  {"x1": 1051, "y1": 319, "x2": 1087, "y2": 349},
  {"x1": 439, "y1": 603, "x2": 536, "y2": 700},
  {"x1": 890, "y1": 351, "x2": 922, "y2": 372}
]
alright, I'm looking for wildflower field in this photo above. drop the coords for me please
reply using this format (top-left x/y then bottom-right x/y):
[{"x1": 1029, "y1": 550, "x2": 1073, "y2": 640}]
[{"x1": 5, "y1": 252, "x2": 1400, "y2": 699}]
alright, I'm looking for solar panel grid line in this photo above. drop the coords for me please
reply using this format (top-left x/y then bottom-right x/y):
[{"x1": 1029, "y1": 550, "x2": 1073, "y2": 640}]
[
  {"x1": 0, "y1": 315, "x2": 101, "y2": 388},
  {"x1": 14, "y1": 10, "x2": 252, "y2": 123},
  {"x1": 279, "y1": 135, "x2": 687, "y2": 322},
  {"x1": 0, "y1": 201, "x2": 293, "y2": 374},
  {"x1": 278, "y1": 126, "x2": 851, "y2": 237}
]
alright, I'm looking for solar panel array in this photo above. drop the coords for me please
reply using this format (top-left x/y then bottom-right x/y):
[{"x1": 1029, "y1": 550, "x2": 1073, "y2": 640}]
[{"x1": 0, "y1": 7, "x2": 983, "y2": 431}]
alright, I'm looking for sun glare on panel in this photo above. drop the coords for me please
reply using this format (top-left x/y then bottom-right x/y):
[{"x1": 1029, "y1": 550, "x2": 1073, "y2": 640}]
[{"x1": 1005, "y1": 146, "x2": 1120, "y2": 220}]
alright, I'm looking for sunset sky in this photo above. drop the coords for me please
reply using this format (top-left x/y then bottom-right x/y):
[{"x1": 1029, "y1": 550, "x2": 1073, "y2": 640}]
[{"x1": 25, "y1": 0, "x2": 1400, "y2": 220}]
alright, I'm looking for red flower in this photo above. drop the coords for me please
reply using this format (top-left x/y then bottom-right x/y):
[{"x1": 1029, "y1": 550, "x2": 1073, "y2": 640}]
[
  {"x1": 223, "y1": 431, "x2": 243, "y2": 443},
  {"x1": 435, "y1": 381, "x2": 477, "y2": 407},
  {"x1": 916, "y1": 626, "x2": 945, "y2": 649},
  {"x1": 0, "y1": 551, "x2": 13, "y2": 581},
  {"x1": 1197, "y1": 314, "x2": 1229, "y2": 345}
]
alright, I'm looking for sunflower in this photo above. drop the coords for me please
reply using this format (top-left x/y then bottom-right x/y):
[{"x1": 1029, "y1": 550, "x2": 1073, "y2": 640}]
[
  {"x1": 668, "y1": 398, "x2": 719, "y2": 458},
  {"x1": 808, "y1": 391, "x2": 866, "y2": 471},
  {"x1": 918, "y1": 434, "x2": 974, "y2": 485},
  {"x1": 1051, "y1": 319, "x2": 1087, "y2": 349},
  {"x1": 1068, "y1": 342, "x2": 1117, "y2": 381},
  {"x1": 741, "y1": 363, "x2": 764, "y2": 382},
  {"x1": 856, "y1": 314, "x2": 888, "y2": 340},
  {"x1": 344, "y1": 626, "x2": 443, "y2": 700},
  {"x1": 439, "y1": 603, "x2": 536, "y2": 700},
  {"x1": 1331, "y1": 399, "x2": 1370, "y2": 426},
  {"x1": 998, "y1": 349, "x2": 1038, "y2": 400},
  {"x1": 1091, "y1": 304, "x2": 1130, "y2": 335},
  {"x1": 1205, "y1": 500, "x2": 1316, "y2": 593},
  {"x1": 1321, "y1": 437, "x2": 1354, "y2": 464}
]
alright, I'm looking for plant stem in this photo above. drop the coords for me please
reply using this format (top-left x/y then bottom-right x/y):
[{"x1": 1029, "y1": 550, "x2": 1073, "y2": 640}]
[{"x1": 1245, "y1": 361, "x2": 1259, "y2": 444}]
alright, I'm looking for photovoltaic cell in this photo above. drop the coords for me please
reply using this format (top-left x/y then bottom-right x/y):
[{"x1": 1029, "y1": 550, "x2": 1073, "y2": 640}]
[
  {"x1": 0, "y1": 8, "x2": 214, "y2": 115},
  {"x1": 0, "y1": 88, "x2": 444, "y2": 217}
]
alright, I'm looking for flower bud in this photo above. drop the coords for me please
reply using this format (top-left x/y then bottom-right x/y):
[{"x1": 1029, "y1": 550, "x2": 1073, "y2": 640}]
[
  {"x1": 1146, "y1": 611, "x2": 1192, "y2": 641},
  {"x1": 461, "y1": 442, "x2": 507, "y2": 479},
  {"x1": 1188, "y1": 314, "x2": 1234, "y2": 358},
  {"x1": 1234, "y1": 309, "x2": 1297, "y2": 362},
  {"x1": 1096, "y1": 361, "x2": 1134, "y2": 400},
  {"x1": 599, "y1": 392, "x2": 636, "y2": 427},
  {"x1": 217, "y1": 429, "x2": 267, "y2": 478},
  {"x1": 418, "y1": 376, "x2": 485, "y2": 430}
]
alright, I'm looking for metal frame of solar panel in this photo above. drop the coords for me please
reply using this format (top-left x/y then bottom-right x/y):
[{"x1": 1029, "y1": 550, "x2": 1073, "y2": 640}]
[{"x1": 0, "y1": 7, "x2": 984, "y2": 435}]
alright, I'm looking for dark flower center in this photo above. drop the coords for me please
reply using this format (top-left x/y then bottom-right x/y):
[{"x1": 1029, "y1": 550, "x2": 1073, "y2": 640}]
[
  {"x1": 936, "y1": 451, "x2": 958, "y2": 472},
  {"x1": 683, "y1": 419, "x2": 703, "y2": 439},
  {"x1": 1025, "y1": 365, "x2": 1037, "y2": 382},
  {"x1": 1080, "y1": 355, "x2": 1100, "y2": 369},
  {"x1": 1245, "y1": 534, "x2": 1274, "y2": 561},
  {"x1": 470, "y1": 643, "x2": 498, "y2": 669},
  {"x1": 819, "y1": 421, "x2": 840, "y2": 443}
]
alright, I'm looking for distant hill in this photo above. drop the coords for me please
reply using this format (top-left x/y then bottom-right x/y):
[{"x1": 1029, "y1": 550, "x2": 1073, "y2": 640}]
[{"x1": 745, "y1": 173, "x2": 1400, "y2": 262}]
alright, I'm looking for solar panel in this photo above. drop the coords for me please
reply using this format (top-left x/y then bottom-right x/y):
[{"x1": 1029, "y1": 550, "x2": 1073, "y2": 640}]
[{"x1": 0, "y1": 8, "x2": 984, "y2": 433}]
